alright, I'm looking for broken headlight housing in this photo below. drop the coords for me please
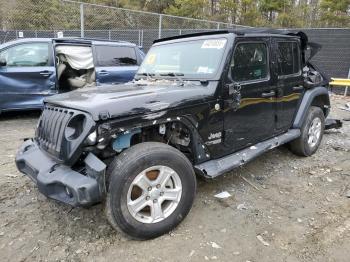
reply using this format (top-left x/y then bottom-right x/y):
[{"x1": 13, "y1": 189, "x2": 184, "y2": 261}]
[
  {"x1": 85, "y1": 130, "x2": 97, "y2": 146},
  {"x1": 65, "y1": 114, "x2": 86, "y2": 140}
]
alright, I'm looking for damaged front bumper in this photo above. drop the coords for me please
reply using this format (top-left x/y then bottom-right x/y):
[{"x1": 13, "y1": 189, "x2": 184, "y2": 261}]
[{"x1": 15, "y1": 139, "x2": 106, "y2": 207}]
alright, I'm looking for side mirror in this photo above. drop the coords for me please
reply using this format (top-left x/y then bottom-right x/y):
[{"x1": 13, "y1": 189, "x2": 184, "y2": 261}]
[{"x1": 0, "y1": 58, "x2": 6, "y2": 67}]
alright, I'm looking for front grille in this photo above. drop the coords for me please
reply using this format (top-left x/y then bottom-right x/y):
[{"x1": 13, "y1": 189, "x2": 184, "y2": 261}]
[
  {"x1": 36, "y1": 105, "x2": 74, "y2": 157},
  {"x1": 35, "y1": 104, "x2": 95, "y2": 164}
]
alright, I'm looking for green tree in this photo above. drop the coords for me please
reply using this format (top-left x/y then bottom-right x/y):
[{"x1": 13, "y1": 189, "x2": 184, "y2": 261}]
[
  {"x1": 7, "y1": 0, "x2": 80, "y2": 30},
  {"x1": 320, "y1": 0, "x2": 350, "y2": 27},
  {"x1": 2, "y1": 0, "x2": 350, "y2": 32},
  {"x1": 143, "y1": 0, "x2": 175, "y2": 13},
  {"x1": 259, "y1": 0, "x2": 284, "y2": 22},
  {"x1": 165, "y1": 0, "x2": 208, "y2": 19},
  {"x1": 239, "y1": 0, "x2": 261, "y2": 26},
  {"x1": 218, "y1": 0, "x2": 239, "y2": 24}
]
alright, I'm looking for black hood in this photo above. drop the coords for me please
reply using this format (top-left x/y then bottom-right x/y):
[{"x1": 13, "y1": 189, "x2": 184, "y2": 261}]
[{"x1": 45, "y1": 81, "x2": 218, "y2": 121}]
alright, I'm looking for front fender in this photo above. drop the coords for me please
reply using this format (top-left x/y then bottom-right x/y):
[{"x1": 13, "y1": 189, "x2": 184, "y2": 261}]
[
  {"x1": 292, "y1": 86, "x2": 330, "y2": 128},
  {"x1": 98, "y1": 113, "x2": 211, "y2": 164}
]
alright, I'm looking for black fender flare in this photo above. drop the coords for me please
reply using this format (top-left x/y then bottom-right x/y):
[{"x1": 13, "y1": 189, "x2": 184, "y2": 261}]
[{"x1": 292, "y1": 86, "x2": 330, "y2": 129}]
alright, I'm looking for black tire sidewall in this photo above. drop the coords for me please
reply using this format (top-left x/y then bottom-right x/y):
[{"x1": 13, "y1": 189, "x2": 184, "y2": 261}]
[
  {"x1": 300, "y1": 107, "x2": 325, "y2": 156},
  {"x1": 107, "y1": 143, "x2": 196, "y2": 239}
]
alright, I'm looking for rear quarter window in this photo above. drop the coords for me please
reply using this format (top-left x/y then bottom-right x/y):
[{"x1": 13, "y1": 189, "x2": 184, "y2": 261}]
[
  {"x1": 95, "y1": 45, "x2": 137, "y2": 67},
  {"x1": 277, "y1": 41, "x2": 301, "y2": 76}
]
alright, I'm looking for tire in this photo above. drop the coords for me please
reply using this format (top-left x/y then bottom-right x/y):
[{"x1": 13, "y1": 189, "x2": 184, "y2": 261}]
[
  {"x1": 105, "y1": 142, "x2": 196, "y2": 240},
  {"x1": 289, "y1": 106, "x2": 325, "y2": 156}
]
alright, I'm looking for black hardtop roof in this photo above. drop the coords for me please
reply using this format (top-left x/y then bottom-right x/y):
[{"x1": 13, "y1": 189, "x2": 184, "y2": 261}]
[{"x1": 154, "y1": 28, "x2": 308, "y2": 49}]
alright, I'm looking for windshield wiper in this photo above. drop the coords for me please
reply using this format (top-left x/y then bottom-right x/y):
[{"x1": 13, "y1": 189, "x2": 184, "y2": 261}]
[
  {"x1": 159, "y1": 72, "x2": 185, "y2": 85},
  {"x1": 136, "y1": 72, "x2": 155, "y2": 79}
]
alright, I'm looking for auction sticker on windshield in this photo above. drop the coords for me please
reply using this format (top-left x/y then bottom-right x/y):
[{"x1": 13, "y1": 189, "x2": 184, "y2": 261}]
[
  {"x1": 146, "y1": 53, "x2": 156, "y2": 65},
  {"x1": 201, "y1": 39, "x2": 227, "y2": 49}
]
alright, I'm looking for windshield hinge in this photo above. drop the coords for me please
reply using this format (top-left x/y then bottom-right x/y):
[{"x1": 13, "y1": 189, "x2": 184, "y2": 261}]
[{"x1": 99, "y1": 111, "x2": 110, "y2": 120}]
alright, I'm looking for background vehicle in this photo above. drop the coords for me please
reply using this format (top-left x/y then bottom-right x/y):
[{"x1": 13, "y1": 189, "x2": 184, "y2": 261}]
[
  {"x1": 0, "y1": 38, "x2": 145, "y2": 112},
  {"x1": 16, "y1": 29, "x2": 330, "y2": 240}
]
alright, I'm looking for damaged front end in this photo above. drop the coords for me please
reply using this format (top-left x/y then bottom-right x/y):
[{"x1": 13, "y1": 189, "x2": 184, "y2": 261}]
[
  {"x1": 16, "y1": 139, "x2": 106, "y2": 206},
  {"x1": 15, "y1": 105, "x2": 106, "y2": 206}
]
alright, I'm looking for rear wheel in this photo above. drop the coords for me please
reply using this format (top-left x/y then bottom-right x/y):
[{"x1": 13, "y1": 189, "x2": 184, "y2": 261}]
[
  {"x1": 106, "y1": 142, "x2": 196, "y2": 239},
  {"x1": 289, "y1": 106, "x2": 325, "y2": 156}
]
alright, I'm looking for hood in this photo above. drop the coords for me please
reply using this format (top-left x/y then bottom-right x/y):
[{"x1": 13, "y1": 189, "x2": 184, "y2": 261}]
[{"x1": 45, "y1": 80, "x2": 218, "y2": 121}]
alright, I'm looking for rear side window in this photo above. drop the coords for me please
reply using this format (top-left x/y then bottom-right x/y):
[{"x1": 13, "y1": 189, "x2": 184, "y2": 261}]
[
  {"x1": 96, "y1": 46, "x2": 137, "y2": 66},
  {"x1": 277, "y1": 42, "x2": 300, "y2": 76},
  {"x1": 231, "y1": 42, "x2": 268, "y2": 82},
  {"x1": 0, "y1": 42, "x2": 49, "y2": 67}
]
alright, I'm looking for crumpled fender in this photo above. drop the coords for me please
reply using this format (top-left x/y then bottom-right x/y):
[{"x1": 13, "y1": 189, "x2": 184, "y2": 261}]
[
  {"x1": 98, "y1": 113, "x2": 211, "y2": 164},
  {"x1": 292, "y1": 86, "x2": 330, "y2": 129}
]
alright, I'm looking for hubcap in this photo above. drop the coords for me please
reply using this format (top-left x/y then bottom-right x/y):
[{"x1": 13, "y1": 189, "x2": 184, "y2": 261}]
[
  {"x1": 127, "y1": 165, "x2": 182, "y2": 224},
  {"x1": 307, "y1": 117, "x2": 322, "y2": 148}
]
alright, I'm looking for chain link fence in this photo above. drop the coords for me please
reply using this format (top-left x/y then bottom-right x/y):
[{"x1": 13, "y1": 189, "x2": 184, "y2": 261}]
[
  {"x1": 0, "y1": 0, "x2": 247, "y2": 40},
  {"x1": 0, "y1": 0, "x2": 349, "y2": 80},
  {"x1": 302, "y1": 29, "x2": 350, "y2": 79}
]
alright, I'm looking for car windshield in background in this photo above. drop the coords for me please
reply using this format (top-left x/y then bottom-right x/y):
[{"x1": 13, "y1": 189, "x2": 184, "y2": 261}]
[{"x1": 137, "y1": 38, "x2": 227, "y2": 79}]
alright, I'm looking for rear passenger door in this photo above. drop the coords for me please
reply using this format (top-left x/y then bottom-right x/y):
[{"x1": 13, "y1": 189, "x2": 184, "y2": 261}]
[
  {"x1": 94, "y1": 45, "x2": 139, "y2": 85},
  {"x1": 274, "y1": 39, "x2": 304, "y2": 131}
]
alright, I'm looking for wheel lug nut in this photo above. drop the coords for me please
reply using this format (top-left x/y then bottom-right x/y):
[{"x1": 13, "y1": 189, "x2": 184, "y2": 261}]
[
  {"x1": 156, "y1": 184, "x2": 161, "y2": 189},
  {"x1": 148, "y1": 186, "x2": 152, "y2": 191},
  {"x1": 160, "y1": 192, "x2": 164, "y2": 196},
  {"x1": 146, "y1": 196, "x2": 150, "y2": 200},
  {"x1": 153, "y1": 199, "x2": 157, "y2": 203}
]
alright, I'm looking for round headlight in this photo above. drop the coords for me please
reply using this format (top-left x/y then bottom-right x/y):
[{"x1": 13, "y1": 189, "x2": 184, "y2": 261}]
[{"x1": 65, "y1": 114, "x2": 86, "y2": 140}]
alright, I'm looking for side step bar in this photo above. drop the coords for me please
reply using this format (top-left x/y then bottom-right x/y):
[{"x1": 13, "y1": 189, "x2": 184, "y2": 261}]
[{"x1": 195, "y1": 129, "x2": 301, "y2": 179}]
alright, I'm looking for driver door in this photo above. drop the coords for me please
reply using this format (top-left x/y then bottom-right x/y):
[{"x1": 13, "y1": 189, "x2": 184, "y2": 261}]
[
  {"x1": 223, "y1": 37, "x2": 277, "y2": 152},
  {"x1": 0, "y1": 42, "x2": 56, "y2": 111}
]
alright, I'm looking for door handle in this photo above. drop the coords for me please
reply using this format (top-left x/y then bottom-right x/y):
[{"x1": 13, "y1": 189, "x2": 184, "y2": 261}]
[
  {"x1": 39, "y1": 70, "x2": 53, "y2": 77},
  {"x1": 293, "y1": 85, "x2": 304, "y2": 91},
  {"x1": 261, "y1": 91, "x2": 275, "y2": 98},
  {"x1": 99, "y1": 70, "x2": 109, "y2": 76}
]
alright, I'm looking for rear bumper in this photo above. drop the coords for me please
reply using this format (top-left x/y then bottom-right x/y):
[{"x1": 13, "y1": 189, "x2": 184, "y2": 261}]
[{"x1": 15, "y1": 139, "x2": 106, "y2": 207}]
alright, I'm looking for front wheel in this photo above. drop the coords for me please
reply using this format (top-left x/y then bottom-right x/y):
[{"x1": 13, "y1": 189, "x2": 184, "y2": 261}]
[
  {"x1": 106, "y1": 142, "x2": 196, "y2": 240},
  {"x1": 289, "y1": 106, "x2": 325, "y2": 156}
]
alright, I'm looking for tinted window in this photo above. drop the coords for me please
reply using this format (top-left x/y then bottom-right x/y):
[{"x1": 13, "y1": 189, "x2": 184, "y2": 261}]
[
  {"x1": 277, "y1": 42, "x2": 300, "y2": 76},
  {"x1": 96, "y1": 46, "x2": 137, "y2": 66},
  {"x1": 231, "y1": 42, "x2": 268, "y2": 82},
  {"x1": 0, "y1": 43, "x2": 49, "y2": 67}
]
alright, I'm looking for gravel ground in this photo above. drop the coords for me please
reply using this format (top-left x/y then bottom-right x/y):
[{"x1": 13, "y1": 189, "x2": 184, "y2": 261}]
[{"x1": 0, "y1": 95, "x2": 349, "y2": 262}]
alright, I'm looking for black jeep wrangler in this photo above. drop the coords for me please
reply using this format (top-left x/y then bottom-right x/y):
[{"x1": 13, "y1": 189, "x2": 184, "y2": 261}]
[{"x1": 16, "y1": 29, "x2": 330, "y2": 239}]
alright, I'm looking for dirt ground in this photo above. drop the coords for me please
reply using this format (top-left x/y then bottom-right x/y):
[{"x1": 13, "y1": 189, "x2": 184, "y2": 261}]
[{"x1": 0, "y1": 95, "x2": 349, "y2": 262}]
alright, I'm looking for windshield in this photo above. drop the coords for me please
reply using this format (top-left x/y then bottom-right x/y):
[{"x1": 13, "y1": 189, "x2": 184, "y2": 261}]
[{"x1": 137, "y1": 38, "x2": 228, "y2": 79}]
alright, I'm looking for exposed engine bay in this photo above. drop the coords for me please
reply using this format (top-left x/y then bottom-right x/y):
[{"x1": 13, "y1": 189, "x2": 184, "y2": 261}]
[
  {"x1": 113, "y1": 122, "x2": 192, "y2": 156},
  {"x1": 86, "y1": 122, "x2": 193, "y2": 163},
  {"x1": 55, "y1": 45, "x2": 96, "y2": 91}
]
